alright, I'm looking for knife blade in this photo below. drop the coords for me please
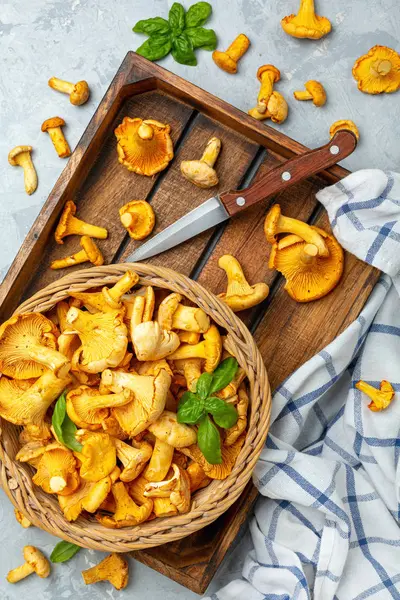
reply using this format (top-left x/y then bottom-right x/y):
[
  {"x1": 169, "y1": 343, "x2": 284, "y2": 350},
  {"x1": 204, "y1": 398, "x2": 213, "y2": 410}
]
[{"x1": 125, "y1": 130, "x2": 357, "y2": 263}]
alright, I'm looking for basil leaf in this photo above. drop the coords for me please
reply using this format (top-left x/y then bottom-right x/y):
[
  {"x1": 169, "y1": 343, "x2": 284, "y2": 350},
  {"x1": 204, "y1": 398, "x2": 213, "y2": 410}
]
[
  {"x1": 169, "y1": 2, "x2": 185, "y2": 35},
  {"x1": 172, "y1": 33, "x2": 197, "y2": 66},
  {"x1": 50, "y1": 541, "x2": 81, "y2": 563},
  {"x1": 136, "y1": 35, "x2": 172, "y2": 62},
  {"x1": 208, "y1": 358, "x2": 239, "y2": 395},
  {"x1": 197, "y1": 415, "x2": 222, "y2": 464},
  {"x1": 185, "y1": 27, "x2": 217, "y2": 50},
  {"x1": 185, "y1": 2, "x2": 212, "y2": 28},
  {"x1": 177, "y1": 392, "x2": 205, "y2": 424},
  {"x1": 133, "y1": 17, "x2": 170, "y2": 36},
  {"x1": 195, "y1": 372, "x2": 213, "y2": 400},
  {"x1": 205, "y1": 397, "x2": 238, "y2": 429},
  {"x1": 52, "y1": 393, "x2": 82, "y2": 452}
]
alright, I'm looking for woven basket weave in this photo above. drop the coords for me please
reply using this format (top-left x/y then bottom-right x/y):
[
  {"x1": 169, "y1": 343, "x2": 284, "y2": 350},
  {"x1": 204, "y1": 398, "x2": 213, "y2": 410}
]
[{"x1": 0, "y1": 263, "x2": 271, "y2": 552}]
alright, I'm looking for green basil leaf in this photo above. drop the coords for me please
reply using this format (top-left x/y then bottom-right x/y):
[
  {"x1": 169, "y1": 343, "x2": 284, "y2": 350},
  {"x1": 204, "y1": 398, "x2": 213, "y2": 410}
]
[
  {"x1": 52, "y1": 393, "x2": 82, "y2": 452},
  {"x1": 136, "y1": 35, "x2": 172, "y2": 62},
  {"x1": 197, "y1": 415, "x2": 222, "y2": 464},
  {"x1": 185, "y1": 27, "x2": 217, "y2": 50},
  {"x1": 208, "y1": 357, "x2": 239, "y2": 395},
  {"x1": 205, "y1": 397, "x2": 238, "y2": 429},
  {"x1": 172, "y1": 33, "x2": 197, "y2": 66},
  {"x1": 177, "y1": 392, "x2": 204, "y2": 424},
  {"x1": 195, "y1": 372, "x2": 213, "y2": 400},
  {"x1": 133, "y1": 17, "x2": 170, "y2": 36},
  {"x1": 185, "y1": 2, "x2": 212, "y2": 27},
  {"x1": 50, "y1": 541, "x2": 81, "y2": 563},
  {"x1": 169, "y1": 2, "x2": 186, "y2": 35}
]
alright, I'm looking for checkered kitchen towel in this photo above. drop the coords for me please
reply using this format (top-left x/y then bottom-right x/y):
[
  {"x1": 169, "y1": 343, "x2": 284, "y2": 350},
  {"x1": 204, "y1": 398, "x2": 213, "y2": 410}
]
[{"x1": 205, "y1": 170, "x2": 400, "y2": 600}]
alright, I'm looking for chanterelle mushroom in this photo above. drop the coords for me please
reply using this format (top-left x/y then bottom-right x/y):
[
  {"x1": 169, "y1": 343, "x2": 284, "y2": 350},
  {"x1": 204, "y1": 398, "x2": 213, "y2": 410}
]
[
  {"x1": 158, "y1": 292, "x2": 210, "y2": 332},
  {"x1": 148, "y1": 410, "x2": 197, "y2": 447},
  {"x1": 58, "y1": 469, "x2": 116, "y2": 521},
  {"x1": 281, "y1": 0, "x2": 331, "y2": 39},
  {"x1": 330, "y1": 120, "x2": 360, "y2": 141},
  {"x1": 115, "y1": 438, "x2": 153, "y2": 482},
  {"x1": 181, "y1": 137, "x2": 222, "y2": 189},
  {"x1": 55, "y1": 200, "x2": 108, "y2": 244},
  {"x1": 186, "y1": 462, "x2": 211, "y2": 492},
  {"x1": 132, "y1": 321, "x2": 180, "y2": 361},
  {"x1": 101, "y1": 368, "x2": 171, "y2": 436},
  {"x1": 96, "y1": 481, "x2": 153, "y2": 528},
  {"x1": 294, "y1": 80, "x2": 327, "y2": 106},
  {"x1": 8, "y1": 146, "x2": 38, "y2": 195},
  {"x1": 212, "y1": 34, "x2": 250, "y2": 74},
  {"x1": 41, "y1": 117, "x2": 71, "y2": 158},
  {"x1": 74, "y1": 431, "x2": 117, "y2": 481},
  {"x1": 264, "y1": 204, "x2": 329, "y2": 257},
  {"x1": 353, "y1": 46, "x2": 400, "y2": 95},
  {"x1": 33, "y1": 446, "x2": 79, "y2": 495},
  {"x1": 66, "y1": 385, "x2": 132, "y2": 429},
  {"x1": 356, "y1": 380, "x2": 395, "y2": 412},
  {"x1": 0, "y1": 312, "x2": 70, "y2": 379},
  {"x1": 66, "y1": 307, "x2": 128, "y2": 373},
  {"x1": 225, "y1": 384, "x2": 249, "y2": 446},
  {"x1": 114, "y1": 117, "x2": 174, "y2": 176},
  {"x1": 82, "y1": 553, "x2": 129, "y2": 591},
  {"x1": 51, "y1": 236, "x2": 104, "y2": 269},
  {"x1": 144, "y1": 431, "x2": 175, "y2": 483},
  {"x1": 181, "y1": 434, "x2": 245, "y2": 479},
  {"x1": 119, "y1": 200, "x2": 155, "y2": 240},
  {"x1": 48, "y1": 77, "x2": 90, "y2": 105},
  {"x1": 169, "y1": 324, "x2": 222, "y2": 373},
  {"x1": 268, "y1": 229, "x2": 344, "y2": 302},
  {"x1": 173, "y1": 357, "x2": 202, "y2": 392},
  {"x1": 248, "y1": 65, "x2": 288, "y2": 123},
  {"x1": 7, "y1": 546, "x2": 50, "y2": 583},
  {"x1": 217, "y1": 255, "x2": 269, "y2": 312},
  {"x1": 69, "y1": 271, "x2": 139, "y2": 313},
  {"x1": 144, "y1": 463, "x2": 191, "y2": 514},
  {"x1": 14, "y1": 509, "x2": 32, "y2": 529}
]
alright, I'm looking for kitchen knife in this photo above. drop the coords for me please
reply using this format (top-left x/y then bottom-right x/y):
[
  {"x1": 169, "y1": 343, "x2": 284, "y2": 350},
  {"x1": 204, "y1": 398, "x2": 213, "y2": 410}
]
[{"x1": 125, "y1": 130, "x2": 357, "y2": 263}]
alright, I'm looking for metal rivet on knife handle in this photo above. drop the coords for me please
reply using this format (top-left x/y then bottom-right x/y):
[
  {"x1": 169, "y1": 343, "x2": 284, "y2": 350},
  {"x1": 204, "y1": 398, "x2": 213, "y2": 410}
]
[
  {"x1": 236, "y1": 197, "x2": 246, "y2": 206},
  {"x1": 282, "y1": 171, "x2": 292, "y2": 181},
  {"x1": 330, "y1": 145, "x2": 340, "y2": 155}
]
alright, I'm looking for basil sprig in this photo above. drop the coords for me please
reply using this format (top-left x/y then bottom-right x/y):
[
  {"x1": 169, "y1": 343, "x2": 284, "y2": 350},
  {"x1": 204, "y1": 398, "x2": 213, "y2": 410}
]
[
  {"x1": 50, "y1": 540, "x2": 81, "y2": 563},
  {"x1": 133, "y1": 2, "x2": 217, "y2": 66},
  {"x1": 177, "y1": 358, "x2": 239, "y2": 464},
  {"x1": 52, "y1": 392, "x2": 82, "y2": 453}
]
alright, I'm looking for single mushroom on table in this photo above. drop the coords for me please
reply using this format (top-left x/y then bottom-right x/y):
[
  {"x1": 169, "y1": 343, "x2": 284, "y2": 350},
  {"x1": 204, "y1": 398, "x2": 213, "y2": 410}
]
[
  {"x1": 217, "y1": 254, "x2": 269, "y2": 312},
  {"x1": 169, "y1": 324, "x2": 223, "y2": 373},
  {"x1": 119, "y1": 200, "x2": 155, "y2": 239},
  {"x1": 8, "y1": 146, "x2": 38, "y2": 195},
  {"x1": 180, "y1": 137, "x2": 222, "y2": 188},
  {"x1": 82, "y1": 553, "x2": 129, "y2": 591},
  {"x1": 158, "y1": 292, "x2": 210, "y2": 332},
  {"x1": 69, "y1": 270, "x2": 139, "y2": 312},
  {"x1": 294, "y1": 80, "x2": 327, "y2": 106},
  {"x1": 114, "y1": 117, "x2": 174, "y2": 176},
  {"x1": 356, "y1": 380, "x2": 395, "y2": 412},
  {"x1": 248, "y1": 65, "x2": 288, "y2": 124},
  {"x1": 353, "y1": 46, "x2": 400, "y2": 95},
  {"x1": 48, "y1": 76, "x2": 90, "y2": 105},
  {"x1": 330, "y1": 120, "x2": 360, "y2": 141},
  {"x1": 212, "y1": 34, "x2": 250, "y2": 74},
  {"x1": 7, "y1": 546, "x2": 50, "y2": 584},
  {"x1": 224, "y1": 384, "x2": 249, "y2": 446},
  {"x1": 55, "y1": 200, "x2": 108, "y2": 244},
  {"x1": 50, "y1": 236, "x2": 104, "y2": 269},
  {"x1": 281, "y1": 0, "x2": 331, "y2": 39},
  {"x1": 41, "y1": 117, "x2": 71, "y2": 158}
]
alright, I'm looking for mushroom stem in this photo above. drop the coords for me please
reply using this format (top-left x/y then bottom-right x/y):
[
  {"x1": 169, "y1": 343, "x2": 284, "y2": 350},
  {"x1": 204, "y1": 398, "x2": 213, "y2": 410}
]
[
  {"x1": 138, "y1": 123, "x2": 154, "y2": 140},
  {"x1": 7, "y1": 562, "x2": 35, "y2": 583},
  {"x1": 274, "y1": 213, "x2": 329, "y2": 257},
  {"x1": 51, "y1": 249, "x2": 91, "y2": 269},
  {"x1": 47, "y1": 127, "x2": 71, "y2": 158},
  {"x1": 200, "y1": 137, "x2": 222, "y2": 168},
  {"x1": 48, "y1": 77, "x2": 74, "y2": 95},
  {"x1": 293, "y1": 90, "x2": 313, "y2": 101},
  {"x1": 219, "y1": 255, "x2": 254, "y2": 296},
  {"x1": 258, "y1": 72, "x2": 276, "y2": 112},
  {"x1": 225, "y1": 33, "x2": 250, "y2": 61},
  {"x1": 27, "y1": 342, "x2": 70, "y2": 378},
  {"x1": 106, "y1": 271, "x2": 139, "y2": 304},
  {"x1": 371, "y1": 59, "x2": 392, "y2": 76},
  {"x1": 298, "y1": 0, "x2": 315, "y2": 18},
  {"x1": 301, "y1": 244, "x2": 318, "y2": 264},
  {"x1": 63, "y1": 214, "x2": 108, "y2": 239},
  {"x1": 16, "y1": 153, "x2": 38, "y2": 195},
  {"x1": 144, "y1": 438, "x2": 174, "y2": 482},
  {"x1": 120, "y1": 212, "x2": 138, "y2": 229},
  {"x1": 49, "y1": 474, "x2": 68, "y2": 493}
]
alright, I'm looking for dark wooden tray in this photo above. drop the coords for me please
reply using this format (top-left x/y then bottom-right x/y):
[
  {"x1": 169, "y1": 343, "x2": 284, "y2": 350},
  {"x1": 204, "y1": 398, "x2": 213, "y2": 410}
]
[{"x1": 0, "y1": 53, "x2": 379, "y2": 594}]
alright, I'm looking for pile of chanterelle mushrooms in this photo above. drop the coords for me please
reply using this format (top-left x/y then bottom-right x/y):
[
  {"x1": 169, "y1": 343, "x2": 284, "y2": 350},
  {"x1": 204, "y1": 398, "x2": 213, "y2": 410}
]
[{"x1": 0, "y1": 271, "x2": 249, "y2": 526}]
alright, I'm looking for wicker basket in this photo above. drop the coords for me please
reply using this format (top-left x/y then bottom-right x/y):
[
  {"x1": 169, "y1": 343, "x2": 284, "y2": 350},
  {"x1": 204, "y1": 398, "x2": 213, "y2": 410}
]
[{"x1": 0, "y1": 263, "x2": 271, "y2": 552}]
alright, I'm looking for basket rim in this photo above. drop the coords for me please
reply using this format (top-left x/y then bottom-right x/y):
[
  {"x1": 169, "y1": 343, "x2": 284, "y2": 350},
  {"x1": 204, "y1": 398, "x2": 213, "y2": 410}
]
[{"x1": 0, "y1": 263, "x2": 272, "y2": 552}]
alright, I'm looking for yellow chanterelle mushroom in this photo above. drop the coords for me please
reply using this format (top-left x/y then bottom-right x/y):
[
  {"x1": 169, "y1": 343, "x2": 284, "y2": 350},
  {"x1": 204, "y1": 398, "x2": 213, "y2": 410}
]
[
  {"x1": 281, "y1": 0, "x2": 332, "y2": 39},
  {"x1": 330, "y1": 120, "x2": 360, "y2": 141},
  {"x1": 50, "y1": 236, "x2": 104, "y2": 269},
  {"x1": 212, "y1": 34, "x2": 250, "y2": 74},
  {"x1": 294, "y1": 80, "x2": 327, "y2": 106},
  {"x1": 353, "y1": 46, "x2": 400, "y2": 95},
  {"x1": 356, "y1": 380, "x2": 395, "y2": 412},
  {"x1": 82, "y1": 553, "x2": 129, "y2": 590},
  {"x1": 7, "y1": 546, "x2": 50, "y2": 584},
  {"x1": 217, "y1": 255, "x2": 269, "y2": 312},
  {"x1": 181, "y1": 137, "x2": 222, "y2": 189},
  {"x1": 8, "y1": 146, "x2": 38, "y2": 195},
  {"x1": 119, "y1": 200, "x2": 155, "y2": 240},
  {"x1": 69, "y1": 270, "x2": 139, "y2": 313},
  {"x1": 41, "y1": 117, "x2": 71, "y2": 158},
  {"x1": 158, "y1": 292, "x2": 210, "y2": 332},
  {"x1": 55, "y1": 200, "x2": 108, "y2": 244},
  {"x1": 48, "y1": 76, "x2": 90, "y2": 105},
  {"x1": 248, "y1": 65, "x2": 288, "y2": 124}
]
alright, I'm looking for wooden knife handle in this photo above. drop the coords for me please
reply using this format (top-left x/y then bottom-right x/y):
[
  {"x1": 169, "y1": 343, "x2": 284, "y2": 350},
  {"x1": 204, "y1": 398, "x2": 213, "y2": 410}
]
[{"x1": 219, "y1": 130, "x2": 357, "y2": 217}]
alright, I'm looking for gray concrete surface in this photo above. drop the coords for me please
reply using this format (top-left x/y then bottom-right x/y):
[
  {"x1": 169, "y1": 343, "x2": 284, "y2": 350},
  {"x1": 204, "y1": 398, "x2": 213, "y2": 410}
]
[{"x1": 0, "y1": 0, "x2": 399, "y2": 598}]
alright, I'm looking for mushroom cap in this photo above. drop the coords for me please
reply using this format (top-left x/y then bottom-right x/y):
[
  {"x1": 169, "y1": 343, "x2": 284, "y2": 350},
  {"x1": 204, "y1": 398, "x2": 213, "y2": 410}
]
[
  {"x1": 23, "y1": 546, "x2": 50, "y2": 578},
  {"x1": 79, "y1": 431, "x2": 117, "y2": 481},
  {"x1": 212, "y1": 50, "x2": 238, "y2": 74},
  {"x1": 33, "y1": 447, "x2": 79, "y2": 495},
  {"x1": 82, "y1": 553, "x2": 129, "y2": 590},
  {"x1": 16, "y1": 440, "x2": 63, "y2": 466},
  {"x1": 41, "y1": 116, "x2": 66, "y2": 131},
  {"x1": 181, "y1": 433, "x2": 245, "y2": 479},
  {"x1": 257, "y1": 64, "x2": 281, "y2": 83},
  {"x1": 8, "y1": 145, "x2": 33, "y2": 165},
  {"x1": 218, "y1": 282, "x2": 269, "y2": 312},
  {"x1": 180, "y1": 160, "x2": 219, "y2": 188},
  {"x1": 305, "y1": 80, "x2": 327, "y2": 106},
  {"x1": 157, "y1": 292, "x2": 182, "y2": 330},
  {"x1": 66, "y1": 385, "x2": 131, "y2": 429},
  {"x1": 269, "y1": 228, "x2": 344, "y2": 302},
  {"x1": 115, "y1": 438, "x2": 153, "y2": 482},
  {"x1": 281, "y1": 4, "x2": 332, "y2": 40},
  {"x1": 186, "y1": 462, "x2": 211, "y2": 492},
  {"x1": 55, "y1": 200, "x2": 76, "y2": 244},
  {"x1": 330, "y1": 119, "x2": 360, "y2": 141},
  {"x1": 0, "y1": 313, "x2": 61, "y2": 379},
  {"x1": 132, "y1": 321, "x2": 180, "y2": 361},
  {"x1": 114, "y1": 117, "x2": 174, "y2": 176},
  {"x1": 59, "y1": 473, "x2": 112, "y2": 521},
  {"x1": 148, "y1": 410, "x2": 197, "y2": 447},
  {"x1": 119, "y1": 200, "x2": 155, "y2": 240},
  {"x1": 353, "y1": 45, "x2": 400, "y2": 94},
  {"x1": 79, "y1": 236, "x2": 103, "y2": 265},
  {"x1": 266, "y1": 91, "x2": 289, "y2": 124},
  {"x1": 70, "y1": 80, "x2": 90, "y2": 105}
]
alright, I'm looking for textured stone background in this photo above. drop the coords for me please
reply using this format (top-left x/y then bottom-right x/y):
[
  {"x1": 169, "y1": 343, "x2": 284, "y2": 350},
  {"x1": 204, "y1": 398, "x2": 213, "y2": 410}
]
[{"x1": 0, "y1": 0, "x2": 399, "y2": 598}]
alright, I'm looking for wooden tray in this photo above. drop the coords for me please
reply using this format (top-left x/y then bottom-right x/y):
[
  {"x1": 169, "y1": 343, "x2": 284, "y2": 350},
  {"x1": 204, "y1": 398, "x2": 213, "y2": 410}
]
[{"x1": 0, "y1": 53, "x2": 379, "y2": 594}]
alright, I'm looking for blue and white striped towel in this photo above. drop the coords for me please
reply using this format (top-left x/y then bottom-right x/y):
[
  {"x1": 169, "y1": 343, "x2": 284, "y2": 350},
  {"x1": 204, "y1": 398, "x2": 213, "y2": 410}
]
[{"x1": 205, "y1": 170, "x2": 400, "y2": 600}]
